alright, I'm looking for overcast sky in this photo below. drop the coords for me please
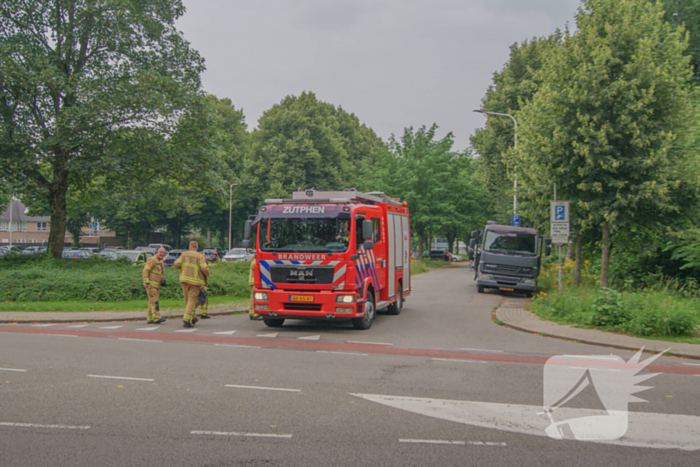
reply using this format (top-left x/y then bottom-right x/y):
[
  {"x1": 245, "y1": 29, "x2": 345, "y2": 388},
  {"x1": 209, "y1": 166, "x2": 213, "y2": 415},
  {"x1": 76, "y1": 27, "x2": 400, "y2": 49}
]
[{"x1": 177, "y1": 0, "x2": 581, "y2": 151}]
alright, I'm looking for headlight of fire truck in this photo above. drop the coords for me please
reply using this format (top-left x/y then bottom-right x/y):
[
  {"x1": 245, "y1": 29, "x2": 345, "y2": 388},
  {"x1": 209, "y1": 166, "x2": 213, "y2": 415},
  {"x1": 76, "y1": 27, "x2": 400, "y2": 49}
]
[
  {"x1": 335, "y1": 294, "x2": 356, "y2": 304},
  {"x1": 521, "y1": 279, "x2": 536, "y2": 285},
  {"x1": 254, "y1": 292, "x2": 268, "y2": 301},
  {"x1": 478, "y1": 274, "x2": 494, "y2": 280}
]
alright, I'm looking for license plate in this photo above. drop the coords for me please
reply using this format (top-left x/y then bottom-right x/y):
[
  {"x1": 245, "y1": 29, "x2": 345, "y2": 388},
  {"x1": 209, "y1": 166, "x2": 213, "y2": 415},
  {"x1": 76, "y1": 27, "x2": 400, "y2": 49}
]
[
  {"x1": 290, "y1": 295, "x2": 314, "y2": 302},
  {"x1": 500, "y1": 287, "x2": 514, "y2": 292}
]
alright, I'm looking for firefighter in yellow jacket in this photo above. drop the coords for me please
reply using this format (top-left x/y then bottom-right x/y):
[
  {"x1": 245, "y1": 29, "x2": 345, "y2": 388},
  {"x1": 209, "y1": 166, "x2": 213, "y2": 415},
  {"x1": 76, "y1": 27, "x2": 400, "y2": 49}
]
[
  {"x1": 142, "y1": 247, "x2": 167, "y2": 324},
  {"x1": 173, "y1": 241, "x2": 210, "y2": 328},
  {"x1": 249, "y1": 254, "x2": 263, "y2": 320}
]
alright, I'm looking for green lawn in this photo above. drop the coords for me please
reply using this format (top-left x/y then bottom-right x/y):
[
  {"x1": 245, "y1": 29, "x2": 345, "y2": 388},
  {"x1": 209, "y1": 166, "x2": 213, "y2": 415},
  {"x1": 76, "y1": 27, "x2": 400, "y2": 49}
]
[{"x1": 0, "y1": 295, "x2": 248, "y2": 313}]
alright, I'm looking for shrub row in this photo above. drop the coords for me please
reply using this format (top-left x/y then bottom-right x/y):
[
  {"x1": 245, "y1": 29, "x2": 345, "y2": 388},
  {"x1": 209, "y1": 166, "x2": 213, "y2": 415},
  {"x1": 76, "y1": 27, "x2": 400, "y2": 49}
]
[{"x1": 0, "y1": 256, "x2": 250, "y2": 302}]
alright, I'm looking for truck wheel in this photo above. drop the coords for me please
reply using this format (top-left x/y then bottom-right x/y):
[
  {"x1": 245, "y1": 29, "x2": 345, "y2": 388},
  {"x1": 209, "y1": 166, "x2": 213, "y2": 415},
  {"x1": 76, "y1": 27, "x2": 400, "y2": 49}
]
[
  {"x1": 477, "y1": 286, "x2": 484, "y2": 293},
  {"x1": 386, "y1": 288, "x2": 402, "y2": 315},
  {"x1": 352, "y1": 292, "x2": 375, "y2": 330},
  {"x1": 263, "y1": 317, "x2": 285, "y2": 328},
  {"x1": 525, "y1": 291, "x2": 533, "y2": 298}
]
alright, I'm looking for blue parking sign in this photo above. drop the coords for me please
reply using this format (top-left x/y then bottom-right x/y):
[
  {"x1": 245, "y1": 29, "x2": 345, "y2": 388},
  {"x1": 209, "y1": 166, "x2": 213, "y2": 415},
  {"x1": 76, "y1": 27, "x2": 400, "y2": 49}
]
[
  {"x1": 555, "y1": 205, "x2": 565, "y2": 221},
  {"x1": 550, "y1": 201, "x2": 570, "y2": 223},
  {"x1": 512, "y1": 214, "x2": 521, "y2": 227}
]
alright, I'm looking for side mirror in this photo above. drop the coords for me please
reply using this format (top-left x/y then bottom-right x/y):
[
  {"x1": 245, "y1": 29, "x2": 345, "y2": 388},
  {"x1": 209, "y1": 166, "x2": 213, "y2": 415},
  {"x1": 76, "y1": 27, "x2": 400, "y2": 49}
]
[
  {"x1": 362, "y1": 220, "x2": 373, "y2": 241},
  {"x1": 469, "y1": 238, "x2": 477, "y2": 249},
  {"x1": 243, "y1": 220, "x2": 252, "y2": 240},
  {"x1": 471, "y1": 230, "x2": 481, "y2": 239},
  {"x1": 242, "y1": 240, "x2": 250, "y2": 248},
  {"x1": 364, "y1": 240, "x2": 374, "y2": 250},
  {"x1": 545, "y1": 246, "x2": 552, "y2": 257}
]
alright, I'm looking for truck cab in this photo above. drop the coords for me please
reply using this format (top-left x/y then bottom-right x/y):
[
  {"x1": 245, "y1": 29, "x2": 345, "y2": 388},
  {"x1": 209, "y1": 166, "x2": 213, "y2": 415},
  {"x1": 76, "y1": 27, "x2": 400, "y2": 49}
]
[
  {"x1": 243, "y1": 189, "x2": 411, "y2": 330},
  {"x1": 472, "y1": 223, "x2": 549, "y2": 297}
]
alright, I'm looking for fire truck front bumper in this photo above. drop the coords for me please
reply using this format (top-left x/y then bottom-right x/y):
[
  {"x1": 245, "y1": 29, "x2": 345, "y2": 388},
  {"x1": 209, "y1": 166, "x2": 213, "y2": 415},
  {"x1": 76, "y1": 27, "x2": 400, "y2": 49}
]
[{"x1": 252, "y1": 290, "x2": 363, "y2": 319}]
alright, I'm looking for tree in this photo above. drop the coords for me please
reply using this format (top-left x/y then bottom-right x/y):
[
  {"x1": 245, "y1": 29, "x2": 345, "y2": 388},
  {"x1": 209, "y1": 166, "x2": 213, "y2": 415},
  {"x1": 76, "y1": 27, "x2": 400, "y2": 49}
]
[
  {"x1": 471, "y1": 34, "x2": 562, "y2": 224},
  {"x1": 654, "y1": 0, "x2": 700, "y2": 82},
  {"x1": 242, "y1": 92, "x2": 383, "y2": 208},
  {"x1": 370, "y1": 124, "x2": 480, "y2": 258},
  {"x1": 516, "y1": 0, "x2": 697, "y2": 288},
  {"x1": 0, "y1": 0, "x2": 205, "y2": 258}
]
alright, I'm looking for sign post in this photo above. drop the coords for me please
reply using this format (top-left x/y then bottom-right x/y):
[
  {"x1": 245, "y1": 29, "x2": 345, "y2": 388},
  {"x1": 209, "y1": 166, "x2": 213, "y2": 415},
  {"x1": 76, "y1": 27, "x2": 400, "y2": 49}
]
[{"x1": 550, "y1": 201, "x2": 570, "y2": 291}]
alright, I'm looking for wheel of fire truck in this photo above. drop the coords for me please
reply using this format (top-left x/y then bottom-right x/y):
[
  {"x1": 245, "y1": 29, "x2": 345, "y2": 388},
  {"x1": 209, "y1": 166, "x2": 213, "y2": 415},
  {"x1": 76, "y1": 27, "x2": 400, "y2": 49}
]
[
  {"x1": 263, "y1": 317, "x2": 285, "y2": 327},
  {"x1": 352, "y1": 291, "x2": 375, "y2": 330},
  {"x1": 477, "y1": 285, "x2": 484, "y2": 293},
  {"x1": 386, "y1": 286, "x2": 402, "y2": 315}
]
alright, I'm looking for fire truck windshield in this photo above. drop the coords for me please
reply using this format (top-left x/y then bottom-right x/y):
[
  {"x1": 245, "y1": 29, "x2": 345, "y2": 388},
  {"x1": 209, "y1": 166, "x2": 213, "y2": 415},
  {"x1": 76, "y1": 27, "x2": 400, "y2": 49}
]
[
  {"x1": 483, "y1": 231, "x2": 537, "y2": 256},
  {"x1": 259, "y1": 217, "x2": 351, "y2": 253}
]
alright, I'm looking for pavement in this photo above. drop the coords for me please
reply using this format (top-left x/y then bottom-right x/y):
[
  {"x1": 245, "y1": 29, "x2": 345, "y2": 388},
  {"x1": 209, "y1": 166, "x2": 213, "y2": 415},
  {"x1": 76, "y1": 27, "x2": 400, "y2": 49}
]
[
  {"x1": 0, "y1": 303, "x2": 249, "y2": 324},
  {"x1": 2, "y1": 295, "x2": 699, "y2": 360},
  {"x1": 495, "y1": 296, "x2": 700, "y2": 360}
]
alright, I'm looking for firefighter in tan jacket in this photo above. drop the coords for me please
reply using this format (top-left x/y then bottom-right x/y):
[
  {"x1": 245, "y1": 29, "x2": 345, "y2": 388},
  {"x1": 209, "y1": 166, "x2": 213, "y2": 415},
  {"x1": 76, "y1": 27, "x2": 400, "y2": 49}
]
[
  {"x1": 142, "y1": 247, "x2": 167, "y2": 324},
  {"x1": 173, "y1": 241, "x2": 210, "y2": 328}
]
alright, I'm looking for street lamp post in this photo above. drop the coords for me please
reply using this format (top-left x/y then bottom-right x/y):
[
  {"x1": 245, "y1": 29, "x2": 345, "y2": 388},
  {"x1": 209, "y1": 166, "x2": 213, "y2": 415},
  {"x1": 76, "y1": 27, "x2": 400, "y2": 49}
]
[
  {"x1": 473, "y1": 110, "x2": 519, "y2": 220},
  {"x1": 228, "y1": 182, "x2": 238, "y2": 251}
]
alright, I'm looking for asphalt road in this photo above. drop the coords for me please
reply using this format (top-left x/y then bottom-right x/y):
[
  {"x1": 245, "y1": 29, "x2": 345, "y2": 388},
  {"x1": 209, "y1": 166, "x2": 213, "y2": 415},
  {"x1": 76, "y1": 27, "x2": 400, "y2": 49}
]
[{"x1": 1, "y1": 263, "x2": 699, "y2": 466}]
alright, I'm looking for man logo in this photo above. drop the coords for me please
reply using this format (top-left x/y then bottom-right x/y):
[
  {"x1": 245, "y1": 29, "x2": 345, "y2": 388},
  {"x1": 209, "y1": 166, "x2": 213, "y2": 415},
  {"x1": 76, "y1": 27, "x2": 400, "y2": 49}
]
[{"x1": 543, "y1": 347, "x2": 668, "y2": 441}]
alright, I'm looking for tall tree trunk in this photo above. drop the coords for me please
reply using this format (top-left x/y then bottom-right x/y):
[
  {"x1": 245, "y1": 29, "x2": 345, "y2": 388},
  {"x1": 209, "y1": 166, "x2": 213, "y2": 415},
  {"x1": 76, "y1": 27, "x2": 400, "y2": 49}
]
[
  {"x1": 47, "y1": 169, "x2": 68, "y2": 259},
  {"x1": 565, "y1": 238, "x2": 573, "y2": 261},
  {"x1": 600, "y1": 223, "x2": 611, "y2": 289},
  {"x1": 574, "y1": 234, "x2": 582, "y2": 287},
  {"x1": 417, "y1": 231, "x2": 425, "y2": 259},
  {"x1": 206, "y1": 228, "x2": 212, "y2": 248}
]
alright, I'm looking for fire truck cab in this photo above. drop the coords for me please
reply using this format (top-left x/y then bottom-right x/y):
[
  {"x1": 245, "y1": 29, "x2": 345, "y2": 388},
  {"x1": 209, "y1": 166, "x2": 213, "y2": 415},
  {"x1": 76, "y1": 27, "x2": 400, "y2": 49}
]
[{"x1": 242, "y1": 189, "x2": 411, "y2": 330}]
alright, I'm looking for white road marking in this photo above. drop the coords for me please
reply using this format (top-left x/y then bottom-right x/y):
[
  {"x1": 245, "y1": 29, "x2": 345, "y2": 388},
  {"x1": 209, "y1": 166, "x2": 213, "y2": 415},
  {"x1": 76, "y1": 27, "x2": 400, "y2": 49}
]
[
  {"x1": 175, "y1": 329, "x2": 198, "y2": 333},
  {"x1": 215, "y1": 344, "x2": 260, "y2": 349},
  {"x1": 225, "y1": 384, "x2": 300, "y2": 393},
  {"x1": 257, "y1": 332, "x2": 278, "y2": 338},
  {"x1": 317, "y1": 351, "x2": 368, "y2": 357},
  {"x1": 136, "y1": 327, "x2": 158, "y2": 331},
  {"x1": 432, "y1": 358, "x2": 487, "y2": 363},
  {"x1": 298, "y1": 335, "x2": 321, "y2": 341},
  {"x1": 67, "y1": 325, "x2": 89, "y2": 328},
  {"x1": 351, "y1": 393, "x2": 700, "y2": 451},
  {"x1": 347, "y1": 341, "x2": 393, "y2": 346},
  {"x1": 87, "y1": 374, "x2": 155, "y2": 382},
  {"x1": 0, "y1": 368, "x2": 27, "y2": 372},
  {"x1": 31, "y1": 324, "x2": 58, "y2": 327},
  {"x1": 46, "y1": 334, "x2": 79, "y2": 338},
  {"x1": 213, "y1": 331, "x2": 237, "y2": 335},
  {"x1": 99, "y1": 326, "x2": 123, "y2": 329},
  {"x1": 191, "y1": 430, "x2": 292, "y2": 438},
  {"x1": 399, "y1": 439, "x2": 507, "y2": 447},
  {"x1": 0, "y1": 422, "x2": 90, "y2": 430},
  {"x1": 118, "y1": 338, "x2": 162, "y2": 343},
  {"x1": 683, "y1": 363, "x2": 700, "y2": 367},
  {"x1": 460, "y1": 348, "x2": 504, "y2": 353}
]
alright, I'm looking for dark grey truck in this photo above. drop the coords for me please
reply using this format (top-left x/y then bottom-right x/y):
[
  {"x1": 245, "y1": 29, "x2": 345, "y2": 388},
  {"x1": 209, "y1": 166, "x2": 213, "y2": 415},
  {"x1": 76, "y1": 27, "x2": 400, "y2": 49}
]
[{"x1": 470, "y1": 223, "x2": 550, "y2": 297}]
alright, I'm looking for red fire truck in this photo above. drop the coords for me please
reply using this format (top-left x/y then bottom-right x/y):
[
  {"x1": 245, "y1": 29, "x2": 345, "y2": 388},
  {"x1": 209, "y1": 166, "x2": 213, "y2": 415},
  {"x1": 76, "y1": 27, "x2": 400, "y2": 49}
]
[{"x1": 242, "y1": 189, "x2": 411, "y2": 330}]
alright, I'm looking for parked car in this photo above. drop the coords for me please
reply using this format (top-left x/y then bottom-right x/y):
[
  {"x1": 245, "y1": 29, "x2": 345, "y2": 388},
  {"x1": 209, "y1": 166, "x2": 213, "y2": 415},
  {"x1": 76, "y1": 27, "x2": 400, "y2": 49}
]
[
  {"x1": 97, "y1": 249, "x2": 116, "y2": 258},
  {"x1": 109, "y1": 250, "x2": 153, "y2": 264},
  {"x1": 148, "y1": 243, "x2": 172, "y2": 252},
  {"x1": 222, "y1": 248, "x2": 254, "y2": 263},
  {"x1": 134, "y1": 246, "x2": 157, "y2": 254},
  {"x1": 164, "y1": 249, "x2": 186, "y2": 267},
  {"x1": 429, "y1": 249, "x2": 451, "y2": 261},
  {"x1": 22, "y1": 246, "x2": 43, "y2": 255},
  {"x1": 80, "y1": 247, "x2": 101, "y2": 254},
  {"x1": 203, "y1": 247, "x2": 226, "y2": 263},
  {"x1": 0, "y1": 249, "x2": 8, "y2": 257},
  {"x1": 62, "y1": 249, "x2": 91, "y2": 260},
  {"x1": 450, "y1": 254, "x2": 463, "y2": 262},
  {"x1": 0, "y1": 245, "x2": 23, "y2": 254}
]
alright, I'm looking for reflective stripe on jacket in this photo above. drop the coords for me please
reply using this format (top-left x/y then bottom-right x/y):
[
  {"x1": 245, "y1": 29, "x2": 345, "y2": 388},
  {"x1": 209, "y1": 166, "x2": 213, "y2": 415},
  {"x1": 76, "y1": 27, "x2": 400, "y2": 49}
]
[
  {"x1": 142, "y1": 257, "x2": 164, "y2": 288},
  {"x1": 174, "y1": 250, "x2": 209, "y2": 286}
]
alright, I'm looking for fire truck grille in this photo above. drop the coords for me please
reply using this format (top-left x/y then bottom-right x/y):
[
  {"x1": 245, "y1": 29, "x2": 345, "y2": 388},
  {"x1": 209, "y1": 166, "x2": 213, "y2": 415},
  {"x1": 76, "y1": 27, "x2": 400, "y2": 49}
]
[
  {"x1": 284, "y1": 303, "x2": 323, "y2": 311},
  {"x1": 271, "y1": 266, "x2": 334, "y2": 284}
]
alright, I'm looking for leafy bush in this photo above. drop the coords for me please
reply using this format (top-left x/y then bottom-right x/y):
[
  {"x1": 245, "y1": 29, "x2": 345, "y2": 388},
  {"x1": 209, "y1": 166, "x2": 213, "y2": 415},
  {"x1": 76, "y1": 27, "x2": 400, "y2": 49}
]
[
  {"x1": 590, "y1": 288, "x2": 629, "y2": 327},
  {"x1": 0, "y1": 256, "x2": 249, "y2": 302}
]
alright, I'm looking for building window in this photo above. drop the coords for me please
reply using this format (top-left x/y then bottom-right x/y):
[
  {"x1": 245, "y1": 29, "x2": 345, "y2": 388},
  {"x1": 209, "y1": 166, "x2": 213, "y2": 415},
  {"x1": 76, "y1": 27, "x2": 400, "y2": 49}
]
[
  {"x1": 22, "y1": 222, "x2": 27, "y2": 232},
  {"x1": 36, "y1": 222, "x2": 48, "y2": 232},
  {"x1": 0, "y1": 221, "x2": 7, "y2": 231},
  {"x1": 16, "y1": 238, "x2": 25, "y2": 244}
]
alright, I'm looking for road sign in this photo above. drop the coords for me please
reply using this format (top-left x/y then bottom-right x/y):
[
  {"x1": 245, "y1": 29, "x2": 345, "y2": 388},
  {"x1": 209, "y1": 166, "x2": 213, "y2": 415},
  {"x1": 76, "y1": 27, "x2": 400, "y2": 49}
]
[
  {"x1": 512, "y1": 215, "x2": 521, "y2": 227},
  {"x1": 550, "y1": 222, "x2": 570, "y2": 237},
  {"x1": 550, "y1": 201, "x2": 570, "y2": 223}
]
